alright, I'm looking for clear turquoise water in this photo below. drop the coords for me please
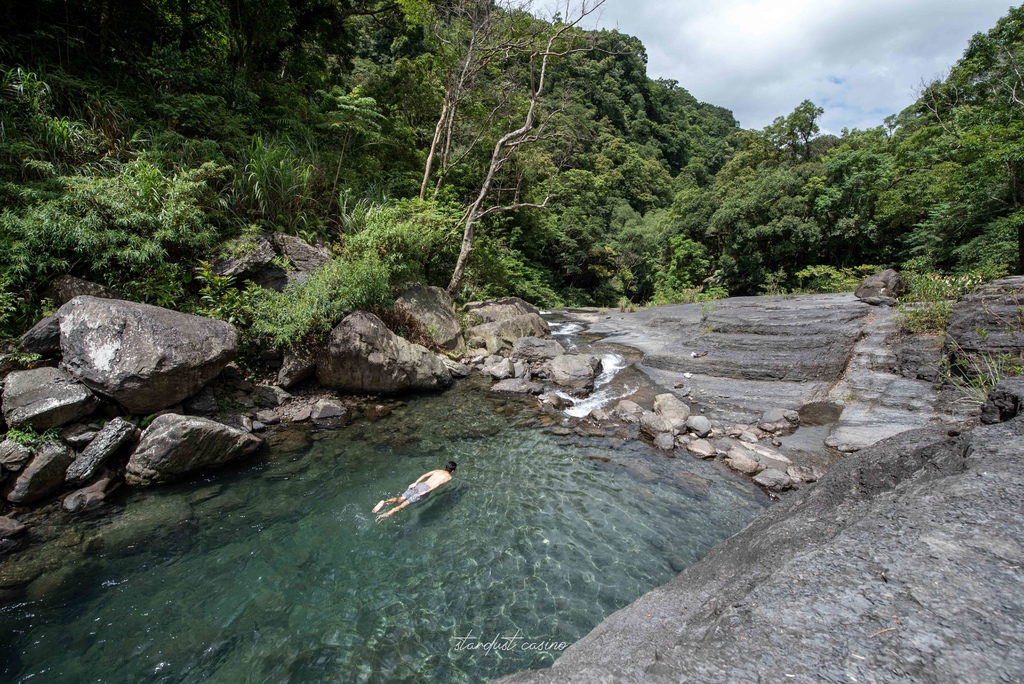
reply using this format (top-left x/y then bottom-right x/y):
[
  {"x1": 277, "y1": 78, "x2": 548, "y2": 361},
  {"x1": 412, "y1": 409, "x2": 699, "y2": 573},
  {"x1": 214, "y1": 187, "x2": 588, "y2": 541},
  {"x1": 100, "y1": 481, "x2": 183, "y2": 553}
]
[{"x1": 0, "y1": 383, "x2": 767, "y2": 683}]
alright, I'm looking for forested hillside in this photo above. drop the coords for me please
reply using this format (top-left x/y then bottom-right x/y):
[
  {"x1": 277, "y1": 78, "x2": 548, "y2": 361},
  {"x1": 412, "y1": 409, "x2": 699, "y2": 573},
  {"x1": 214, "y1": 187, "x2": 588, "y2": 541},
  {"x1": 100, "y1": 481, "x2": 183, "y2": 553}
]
[{"x1": 1, "y1": 0, "x2": 1022, "y2": 347}]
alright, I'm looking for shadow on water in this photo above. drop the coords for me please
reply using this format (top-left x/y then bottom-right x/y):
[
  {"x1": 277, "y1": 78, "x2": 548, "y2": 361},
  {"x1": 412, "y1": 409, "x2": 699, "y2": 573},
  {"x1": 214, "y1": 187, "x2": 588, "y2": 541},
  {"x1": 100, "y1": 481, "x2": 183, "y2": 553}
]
[{"x1": 0, "y1": 382, "x2": 769, "y2": 684}]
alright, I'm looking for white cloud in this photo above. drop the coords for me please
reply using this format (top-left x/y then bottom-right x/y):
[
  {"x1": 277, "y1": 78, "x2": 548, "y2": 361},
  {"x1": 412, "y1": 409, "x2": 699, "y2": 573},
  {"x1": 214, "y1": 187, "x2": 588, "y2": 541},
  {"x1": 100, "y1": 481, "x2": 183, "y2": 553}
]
[{"x1": 597, "y1": 0, "x2": 1016, "y2": 131}]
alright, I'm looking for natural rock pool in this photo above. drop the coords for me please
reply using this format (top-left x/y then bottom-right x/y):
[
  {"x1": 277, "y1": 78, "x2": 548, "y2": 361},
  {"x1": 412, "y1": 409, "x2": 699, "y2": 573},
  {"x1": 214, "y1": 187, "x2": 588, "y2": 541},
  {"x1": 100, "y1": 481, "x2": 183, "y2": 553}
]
[{"x1": 0, "y1": 379, "x2": 768, "y2": 683}]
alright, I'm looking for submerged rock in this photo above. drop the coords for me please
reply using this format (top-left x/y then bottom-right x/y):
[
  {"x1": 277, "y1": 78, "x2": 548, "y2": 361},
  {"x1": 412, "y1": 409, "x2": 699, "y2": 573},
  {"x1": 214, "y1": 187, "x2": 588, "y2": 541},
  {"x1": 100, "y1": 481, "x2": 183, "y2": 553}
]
[
  {"x1": 2, "y1": 367, "x2": 97, "y2": 430},
  {"x1": 62, "y1": 469, "x2": 119, "y2": 513},
  {"x1": 395, "y1": 285, "x2": 463, "y2": 350},
  {"x1": 59, "y1": 296, "x2": 238, "y2": 414},
  {"x1": 490, "y1": 378, "x2": 544, "y2": 394},
  {"x1": 315, "y1": 311, "x2": 452, "y2": 394},
  {"x1": 125, "y1": 414, "x2": 263, "y2": 486}
]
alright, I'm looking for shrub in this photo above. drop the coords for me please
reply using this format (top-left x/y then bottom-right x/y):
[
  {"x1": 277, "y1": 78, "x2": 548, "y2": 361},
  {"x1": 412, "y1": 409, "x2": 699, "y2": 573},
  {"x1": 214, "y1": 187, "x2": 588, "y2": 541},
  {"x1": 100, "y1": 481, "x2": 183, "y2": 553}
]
[{"x1": 248, "y1": 253, "x2": 392, "y2": 348}]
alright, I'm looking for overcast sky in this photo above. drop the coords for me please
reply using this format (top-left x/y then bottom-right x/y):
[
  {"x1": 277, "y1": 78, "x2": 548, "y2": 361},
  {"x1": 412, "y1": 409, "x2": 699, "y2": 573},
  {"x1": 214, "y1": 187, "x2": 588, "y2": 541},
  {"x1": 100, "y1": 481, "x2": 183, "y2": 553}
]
[{"x1": 593, "y1": 0, "x2": 1016, "y2": 132}]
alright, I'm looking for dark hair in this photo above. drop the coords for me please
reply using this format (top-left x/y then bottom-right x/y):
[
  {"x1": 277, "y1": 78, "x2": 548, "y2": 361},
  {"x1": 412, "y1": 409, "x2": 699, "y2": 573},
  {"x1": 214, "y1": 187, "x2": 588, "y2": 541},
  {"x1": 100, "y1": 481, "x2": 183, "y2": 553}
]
[{"x1": 445, "y1": 461, "x2": 457, "y2": 472}]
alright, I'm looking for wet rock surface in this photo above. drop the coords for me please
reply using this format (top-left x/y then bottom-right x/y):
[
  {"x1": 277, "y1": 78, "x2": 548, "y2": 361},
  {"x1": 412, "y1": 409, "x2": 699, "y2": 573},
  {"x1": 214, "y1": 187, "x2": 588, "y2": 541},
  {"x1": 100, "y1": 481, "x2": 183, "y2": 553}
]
[
  {"x1": 498, "y1": 411, "x2": 1024, "y2": 684},
  {"x1": 580, "y1": 294, "x2": 964, "y2": 452}
]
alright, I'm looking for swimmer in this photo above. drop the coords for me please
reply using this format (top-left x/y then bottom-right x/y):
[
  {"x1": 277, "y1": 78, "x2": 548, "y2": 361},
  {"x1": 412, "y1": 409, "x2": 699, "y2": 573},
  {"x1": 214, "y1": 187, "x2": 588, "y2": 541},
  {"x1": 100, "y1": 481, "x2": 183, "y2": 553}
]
[{"x1": 372, "y1": 461, "x2": 457, "y2": 521}]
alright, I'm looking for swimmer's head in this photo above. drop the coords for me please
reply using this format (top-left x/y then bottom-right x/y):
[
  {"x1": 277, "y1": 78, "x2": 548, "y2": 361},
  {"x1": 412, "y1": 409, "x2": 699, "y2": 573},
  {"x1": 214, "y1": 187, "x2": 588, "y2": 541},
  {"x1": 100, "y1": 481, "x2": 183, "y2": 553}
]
[{"x1": 445, "y1": 461, "x2": 457, "y2": 473}]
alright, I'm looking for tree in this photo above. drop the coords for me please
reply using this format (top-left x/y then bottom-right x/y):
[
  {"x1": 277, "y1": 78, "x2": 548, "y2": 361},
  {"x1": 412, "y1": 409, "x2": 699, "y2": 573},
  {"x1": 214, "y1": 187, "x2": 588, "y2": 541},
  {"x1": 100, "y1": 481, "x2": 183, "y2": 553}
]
[
  {"x1": 446, "y1": 0, "x2": 606, "y2": 294},
  {"x1": 765, "y1": 100, "x2": 824, "y2": 162}
]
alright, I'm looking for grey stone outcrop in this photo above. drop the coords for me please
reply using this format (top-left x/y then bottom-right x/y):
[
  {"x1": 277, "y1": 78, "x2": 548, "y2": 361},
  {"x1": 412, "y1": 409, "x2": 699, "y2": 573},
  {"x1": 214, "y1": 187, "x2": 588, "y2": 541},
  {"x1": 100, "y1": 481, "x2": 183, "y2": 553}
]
[
  {"x1": 315, "y1": 311, "x2": 452, "y2": 394},
  {"x1": 497, "y1": 417, "x2": 1024, "y2": 684},
  {"x1": 277, "y1": 349, "x2": 316, "y2": 389},
  {"x1": 685, "y1": 415, "x2": 712, "y2": 438},
  {"x1": 126, "y1": 414, "x2": 263, "y2": 486},
  {"x1": 2, "y1": 367, "x2": 97, "y2": 430},
  {"x1": 58, "y1": 296, "x2": 238, "y2": 414},
  {"x1": 4, "y1": 443, "x2": 75, "y2": 504},
  {"x1": 395, "y1": 285, "x2": 464, "y2": 350},
  {"x1": 0, "y1": 440, "x2": 32, "y2": 471},
  {"x1": 272, "y1": 232, "x2": 330, "y2": 273},
  {"x1": 653, "y1": 393, "x2": 690, "y2": 431},
  {"x1": 65, "y1": 417, "x2": 138, "y2": 486}
]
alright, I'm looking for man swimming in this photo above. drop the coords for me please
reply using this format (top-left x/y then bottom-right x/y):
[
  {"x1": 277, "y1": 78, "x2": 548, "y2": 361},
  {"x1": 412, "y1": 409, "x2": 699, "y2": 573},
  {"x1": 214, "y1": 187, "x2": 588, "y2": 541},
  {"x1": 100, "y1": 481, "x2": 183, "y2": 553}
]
[{"x1": 372, "y1": 461, "x2": 457, "y2": 521}]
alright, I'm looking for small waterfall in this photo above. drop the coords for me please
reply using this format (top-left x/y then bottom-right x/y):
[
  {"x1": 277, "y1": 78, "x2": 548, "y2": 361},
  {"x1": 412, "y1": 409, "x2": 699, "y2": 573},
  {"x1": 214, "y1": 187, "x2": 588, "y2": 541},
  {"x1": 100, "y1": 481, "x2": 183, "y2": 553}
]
[{"x1": 559, "y1": 352, "x2": 632, "y2": 417}]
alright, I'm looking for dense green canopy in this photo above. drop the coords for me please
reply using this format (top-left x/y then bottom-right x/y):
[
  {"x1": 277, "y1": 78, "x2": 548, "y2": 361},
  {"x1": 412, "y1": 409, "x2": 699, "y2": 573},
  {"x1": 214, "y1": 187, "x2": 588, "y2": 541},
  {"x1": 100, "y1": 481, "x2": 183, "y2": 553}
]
[{"x1": 1, "y1": 0, "x2": 1021, "y2": 342}]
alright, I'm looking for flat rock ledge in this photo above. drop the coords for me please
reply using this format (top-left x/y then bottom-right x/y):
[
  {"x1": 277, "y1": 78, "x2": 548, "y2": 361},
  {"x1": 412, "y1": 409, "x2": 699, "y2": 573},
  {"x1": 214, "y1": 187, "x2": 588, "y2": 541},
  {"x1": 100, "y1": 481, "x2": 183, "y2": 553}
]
[{"x1": 498, "y1": 410, "x2": 1024, "y2": 683}]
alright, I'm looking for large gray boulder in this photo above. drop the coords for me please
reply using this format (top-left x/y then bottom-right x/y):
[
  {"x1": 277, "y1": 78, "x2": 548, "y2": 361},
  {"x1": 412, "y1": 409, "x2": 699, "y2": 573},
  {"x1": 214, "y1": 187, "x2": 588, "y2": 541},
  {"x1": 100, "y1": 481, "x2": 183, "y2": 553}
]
[
  {"x1": 4, "y1": 442, "x2": 75, "y2": 504},
  {"x1": 315, "y1": 311, "x2": 452, "y2": 394},
  {"x1": 510, "y1": 337, "x2": 566, "y2": 363},
  {"x1": 58, "y1": 296, "x2": 238, "y2": 414},
  {"x1": 465, "y1": 313, "x2": 551, "y2": 354},
  {"x1": 65, "y1": 417, "x2": 139, "y2": 486},
  {"x1": 125, "y1": 414, "x2": 263, "y2": 486},
  {"x1": 855, "y1": 268, "x2": 907, "y2": 305},
  {"x1": 543, "y1": 354, "x2": 602, "y2": 393},
  {"x1": 2, "y1": 367, "x2": 97, "y2": 430},
  {"x1": 464, "y1": 297, "x2": 540, "y2": 324},
  {"x1": 948, "y1": 276, "x2": 1024, "y2": 359},
  {"x1": 395, "y1": 285, "x2": 464, "y2": 350}
]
